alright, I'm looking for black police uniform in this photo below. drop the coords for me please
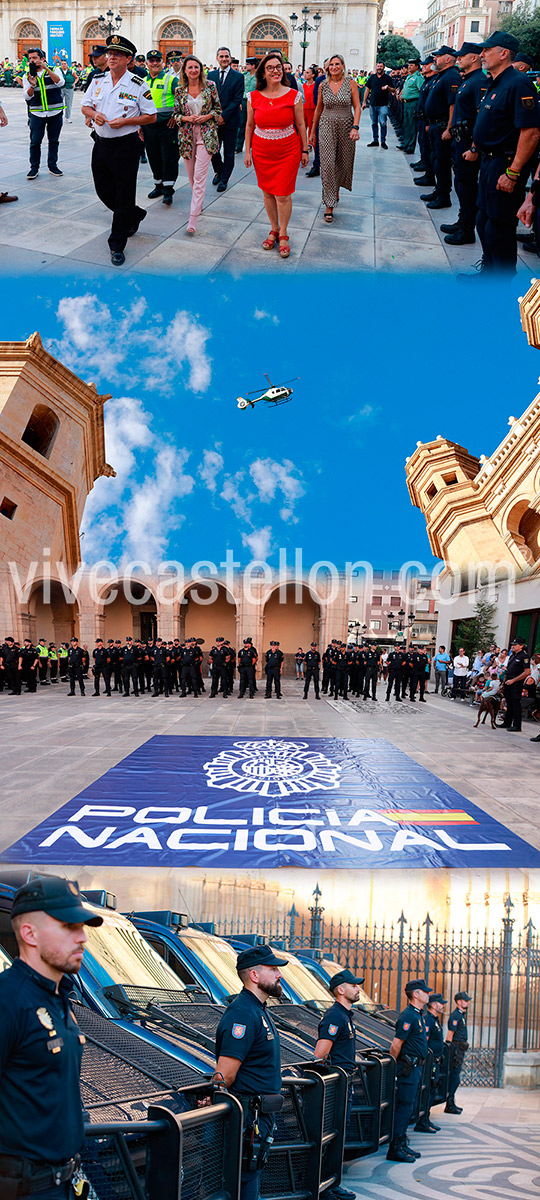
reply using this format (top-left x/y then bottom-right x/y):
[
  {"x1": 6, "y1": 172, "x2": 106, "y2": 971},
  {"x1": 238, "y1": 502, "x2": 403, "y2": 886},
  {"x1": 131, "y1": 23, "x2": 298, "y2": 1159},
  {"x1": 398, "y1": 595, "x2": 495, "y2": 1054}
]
[
  {"x1": 0, "y1": 959, "x2": 86, "y2": 1200},
  {"x1": 238, "y1": 645, "x2": 257, "y2": 698},
  {"x1": 386, "y1": 649, "x2": 404, "y2": 700},
  {"x1": 92, "y1": 644, "x2": 111, "y2": 695},
  {"x1": 423, "y1": 1009, "x2": 444, "y2": 1123},
  {"x1": 180, "y1": 643, "x2": 199, "y2": 697},
  {"x1": 151, "y1": 642, "x2": 169, "y2": 697},
  {"x1": 416, "y1": 73, "x2": 437, "y2": 181},
  {"x1": 19, "y1": 645, "x2": 38, "y2": 693},
  {"x1": 321, "y1": 646, "x2": 333, "y2": 694},
  {"x1": 216, "y1": 989, "x2": 282, "y2": 1200},
  {"x1": 209, "y1": 643, "x2": 230, "y2": 697},
  {"x1": 110, "y1": 642, "x2": 123, "y2": 691},
  {"x1": 450, "y1": 68, "x2": 488, "y2": 236},
  {"x1": 400, "y1": 650, "x2": 413, "y2": 699},
  {"x1": 363, "y1": 649, "x2": 379, "y2": 700},
  {"x1": 303, "y1": 648, "x2": 321, "y2": 699},
  {"x1": 67, "y1": 645, "x2": 85, "y2": 695},
  {"x1": 318, "y1": 1000, "x2": 356, "y2": 1118},
  {"x1": 502, "y1": 646, "x2": 529, "y2": 730},
  {"x1": 120, "y1": 640, "x2": 139, "y2": 695},
  {"x1": 265, "y1": 647, "x2": 283, "y2": 698},
  {"x1": 409, "y1": 651, "x2": 425, "y2": 700},
  {"x1": 2, "y1": 642, "x2": 20, "y2": 694},
  {"x1": 226, "y1": 644, "x2": 236, "y2": 694},
  {"x1": 473, "y1": 67, "x2": 539, "y2": 270},
  {"x1": 393, "y1": 1003, "x2": 428, "y2": 1138},
  {"x1": 425, "y1": 64, "x2": 462, "y2": 202},
  {"x1": 333, "y1": 649, "x2": 350, "y2": 700},
  {"x1": 446, "y1": 1007, "x2": 468, "y2": 1104}
]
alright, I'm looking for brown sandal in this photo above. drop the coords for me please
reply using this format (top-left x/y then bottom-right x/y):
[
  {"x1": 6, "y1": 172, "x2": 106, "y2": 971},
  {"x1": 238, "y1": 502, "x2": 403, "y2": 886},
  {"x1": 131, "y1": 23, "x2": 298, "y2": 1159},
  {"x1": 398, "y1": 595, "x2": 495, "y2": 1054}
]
[
  {"x1": 279, "y1": 234, "x2": 290, "y2": 258},
  {"x1": 263, "y1": 229, "x2": 279, "y2": 250}
]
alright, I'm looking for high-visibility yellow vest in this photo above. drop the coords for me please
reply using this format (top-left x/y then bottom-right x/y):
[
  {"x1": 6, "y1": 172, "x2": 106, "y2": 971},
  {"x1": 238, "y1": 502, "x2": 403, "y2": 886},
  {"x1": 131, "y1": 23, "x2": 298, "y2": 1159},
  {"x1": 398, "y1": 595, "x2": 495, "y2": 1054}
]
[
  {"x1": 146, "y1": 69, "x2": 176, "y2": 111},
  {"x1": 37, "y1": 643, "x2": 49, "y2": 659}
]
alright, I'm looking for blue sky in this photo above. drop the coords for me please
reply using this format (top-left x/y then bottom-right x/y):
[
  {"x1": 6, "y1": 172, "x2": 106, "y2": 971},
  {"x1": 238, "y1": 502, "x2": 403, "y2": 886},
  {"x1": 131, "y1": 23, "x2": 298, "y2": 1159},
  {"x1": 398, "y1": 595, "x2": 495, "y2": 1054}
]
[{"x1": 5, "y1": 273, "x2": 538, "y2": 571}]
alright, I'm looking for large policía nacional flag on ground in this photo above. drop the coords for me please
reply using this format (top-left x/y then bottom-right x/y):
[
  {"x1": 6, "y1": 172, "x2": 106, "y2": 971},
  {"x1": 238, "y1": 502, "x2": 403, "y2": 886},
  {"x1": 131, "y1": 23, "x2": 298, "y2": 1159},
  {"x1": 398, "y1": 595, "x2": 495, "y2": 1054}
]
[{"x1": 3, "y1": 736, "x2": 539, "y2": 869}]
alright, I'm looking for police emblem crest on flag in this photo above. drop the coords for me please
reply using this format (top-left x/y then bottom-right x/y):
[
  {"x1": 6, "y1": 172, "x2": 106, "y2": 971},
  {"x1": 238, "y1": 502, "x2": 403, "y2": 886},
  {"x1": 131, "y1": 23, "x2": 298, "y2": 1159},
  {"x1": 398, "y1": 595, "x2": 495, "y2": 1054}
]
[{"x1": 202, "y1": 739, "x2": 342, "y2": 796}]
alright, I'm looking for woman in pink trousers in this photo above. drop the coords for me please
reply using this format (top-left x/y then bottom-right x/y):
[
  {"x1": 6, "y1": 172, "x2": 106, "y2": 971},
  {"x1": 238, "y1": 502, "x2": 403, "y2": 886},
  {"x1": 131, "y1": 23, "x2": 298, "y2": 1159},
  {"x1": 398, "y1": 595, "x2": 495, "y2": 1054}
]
[{"x1": 174, "y1": 56, "x2": 222, "y2": 234}]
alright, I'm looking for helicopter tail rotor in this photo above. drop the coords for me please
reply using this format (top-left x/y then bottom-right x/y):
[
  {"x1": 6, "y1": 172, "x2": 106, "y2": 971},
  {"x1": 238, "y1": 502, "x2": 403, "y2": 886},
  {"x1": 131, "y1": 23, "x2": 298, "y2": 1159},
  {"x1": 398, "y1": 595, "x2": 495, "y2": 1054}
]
[{"x1": 237, "y1": 397, "x2": 249, "y2": 410}]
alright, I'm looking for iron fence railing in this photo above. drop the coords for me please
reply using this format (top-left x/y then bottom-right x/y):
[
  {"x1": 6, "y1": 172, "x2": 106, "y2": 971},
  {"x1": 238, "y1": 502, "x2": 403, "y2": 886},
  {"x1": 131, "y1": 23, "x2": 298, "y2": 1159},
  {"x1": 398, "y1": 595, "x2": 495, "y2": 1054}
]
[{"x1": 206, "y1": 895, "x2": 540, "y2": 1087}]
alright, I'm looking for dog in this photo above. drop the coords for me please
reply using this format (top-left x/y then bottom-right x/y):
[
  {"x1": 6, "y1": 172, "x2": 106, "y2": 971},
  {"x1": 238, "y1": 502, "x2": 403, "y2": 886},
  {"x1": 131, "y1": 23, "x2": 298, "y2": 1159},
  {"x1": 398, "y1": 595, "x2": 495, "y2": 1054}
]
[{"x1": 474, "y1": 690, "x2": 502, "y2": 729}]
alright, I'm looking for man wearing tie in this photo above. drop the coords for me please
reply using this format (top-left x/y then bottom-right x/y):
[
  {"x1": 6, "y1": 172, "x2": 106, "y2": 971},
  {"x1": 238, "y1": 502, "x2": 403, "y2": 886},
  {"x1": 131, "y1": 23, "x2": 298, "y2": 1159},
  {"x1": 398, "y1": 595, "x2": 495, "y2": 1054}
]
[{"x1": 208, "y1": 47, "x2": 244, "y2": 191}]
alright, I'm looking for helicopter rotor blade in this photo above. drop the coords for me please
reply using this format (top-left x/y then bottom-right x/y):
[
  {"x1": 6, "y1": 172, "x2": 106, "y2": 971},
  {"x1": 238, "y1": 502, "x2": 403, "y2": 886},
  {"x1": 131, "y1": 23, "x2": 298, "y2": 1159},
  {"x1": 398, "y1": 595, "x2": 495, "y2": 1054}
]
[{"x1": 263, "y1": 373, "x2": 274, "y2": 386}]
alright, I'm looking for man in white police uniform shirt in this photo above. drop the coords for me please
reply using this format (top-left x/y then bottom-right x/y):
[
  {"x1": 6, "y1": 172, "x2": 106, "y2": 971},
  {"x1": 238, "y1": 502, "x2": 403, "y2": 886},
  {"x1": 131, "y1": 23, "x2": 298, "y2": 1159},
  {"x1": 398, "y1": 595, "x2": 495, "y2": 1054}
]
[{"x1": 81, "y1": 34, "x2": 156, "y2": 265}]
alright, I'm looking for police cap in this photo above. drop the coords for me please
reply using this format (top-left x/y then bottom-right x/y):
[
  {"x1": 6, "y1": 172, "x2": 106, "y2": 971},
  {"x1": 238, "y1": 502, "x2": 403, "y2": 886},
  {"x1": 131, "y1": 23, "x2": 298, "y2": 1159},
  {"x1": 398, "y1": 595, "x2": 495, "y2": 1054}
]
[
  {"x1": 106, "y1": 34, "x2": 137, "y2": 56},
  {"x1": 329, "y1": 968, "x2": 365, "y2": 989},
  {"x1": 236, "y1": 943, "x2": 288, "y2": 973},
  {"x1": 455, "y1": 990, "x2": 472, "y2": 1001},
  {"x1": 407, "y1": 58, "x2": 420, "y2": 64},
  {"x1": 246, "y1": 56, "x2": 259, "y2": 65},
  {"x1": 456, "y1": 42, "x2": 483, "y2": 57},
  {"x1": 434, "y1": 45, "x2": 458, "y2": 57},
  {"x1": 405, "y1": 978, "x2": 430, "y2": 994},
  {"x1": 429, "y1": 992, "x2": 447, "y2": 1004},
  {"x1": 146, "y1": 50, "x2": 162, "y2": 61},
  {"x1": 479, "y1": 31, "x2": 519, "y2": 53},
  {"x1": 311, "y1": 641, "x2": 317, "y2": 646},
  {"x1": 91, "y1": 44, "x2": 108, "y2": 56},
  {"x1": 421, "y1": 55, "x2": 435, "y2": 65},
  {"x1": 515, "y1": 52, "x2": 534, "y2": 66},
  {"x1": 166, "y1": 50, "x2": 182, "y2": 61},
  {"x1": 11, "y1": 876, "x2": 103, "y2": 926},
  {"x1": 243, "y1": 638, "x2": 250, "y2": 644}
]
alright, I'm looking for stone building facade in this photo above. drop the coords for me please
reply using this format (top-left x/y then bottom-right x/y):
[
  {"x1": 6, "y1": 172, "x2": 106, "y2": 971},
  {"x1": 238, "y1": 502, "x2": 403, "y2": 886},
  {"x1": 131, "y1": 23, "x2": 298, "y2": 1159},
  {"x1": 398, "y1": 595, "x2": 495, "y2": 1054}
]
[
  {"x1": 2, "y1": 3, "x2": 380, "y2": 70},
  {"x1": 404, "y1": 281, "x2": 540, "y2": 656}
]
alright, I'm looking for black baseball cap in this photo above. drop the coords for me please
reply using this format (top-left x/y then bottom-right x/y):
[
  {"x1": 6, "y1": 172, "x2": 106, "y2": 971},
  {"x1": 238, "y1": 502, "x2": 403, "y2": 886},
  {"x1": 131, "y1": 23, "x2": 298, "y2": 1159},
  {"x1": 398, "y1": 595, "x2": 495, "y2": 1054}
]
[
  {"x1": 515, "y1": 52, "x2": 534, "y2": 66},
  {"x1": 237, "y1": 943, "x2": 288, "y2": 973},
  {"x1": 456, "y1": 42, "x2": 483, "y2": 57},
  {"x1": 455, "y1": 990, "x2": 472, "y2": 1001},
  {"x1": 11, "y1": 876, "x2": 103, "y2": 925},
  {"x1": 91, "y1": 44, "x2": 108, "y2": 56},
  {"x1": 480, "y1": 32, "x2": 519, "y2": 52},
  {"x1": 434, "y1": 45, "x2": 458, "y2": 57},
  {"x1": 429, "y1": 993, "x2": 447, "y2": 1004},
  {"x1": 329, "y1": 968, "x2": 365, "y2": 989},
  {"x1": 146, "y1": 50, "x2": 162, "y2": 61},
  {"x1": 405, "y1": 978, "x2": 430, "y2": 994}
]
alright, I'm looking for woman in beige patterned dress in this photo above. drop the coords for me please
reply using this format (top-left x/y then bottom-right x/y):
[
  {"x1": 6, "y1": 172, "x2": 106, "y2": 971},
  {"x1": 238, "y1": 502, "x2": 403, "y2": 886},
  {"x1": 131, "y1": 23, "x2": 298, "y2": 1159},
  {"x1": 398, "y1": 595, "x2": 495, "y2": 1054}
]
[{"x1": 310, "y1": 55, "x2": 361, "y2": 223}]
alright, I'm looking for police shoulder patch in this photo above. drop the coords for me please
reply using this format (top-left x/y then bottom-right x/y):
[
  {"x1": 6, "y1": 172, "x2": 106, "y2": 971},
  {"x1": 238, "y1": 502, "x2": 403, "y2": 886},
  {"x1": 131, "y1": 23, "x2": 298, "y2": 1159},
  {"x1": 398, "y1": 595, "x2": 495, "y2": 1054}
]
[
  {"x1": 232, "y1": 1023, "x2": 246, "y2": 1038},
  {"x1": 143, "y1": 90, "x2": 152, "y2": 99},
  {"x1": 130, "y1": 75, "x2": 142, "y2": 85},
  {"x1": 451, "y1": 1019, "x2": 458, "y2": 1025},
  {"x1": 402, "y1": 1022, "x2": 410, "y2": 1030},
  {"x1": 522, "y1": 96, "x2": 535, "y2": 109},
  {"x1": 328, "y1": 1023, "x2": 338, "y2": 1036}
]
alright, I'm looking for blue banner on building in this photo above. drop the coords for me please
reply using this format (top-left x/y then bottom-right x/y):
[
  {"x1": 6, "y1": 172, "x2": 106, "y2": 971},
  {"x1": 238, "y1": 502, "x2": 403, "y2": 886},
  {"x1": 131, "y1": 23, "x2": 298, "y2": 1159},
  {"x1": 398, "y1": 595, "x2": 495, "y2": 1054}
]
[
  {"x1": 47, "y1": 21, "x2": 71, "y2": 67},
  {"x1": 3, "y1": 736, "x2": 539, "y2": 869}
]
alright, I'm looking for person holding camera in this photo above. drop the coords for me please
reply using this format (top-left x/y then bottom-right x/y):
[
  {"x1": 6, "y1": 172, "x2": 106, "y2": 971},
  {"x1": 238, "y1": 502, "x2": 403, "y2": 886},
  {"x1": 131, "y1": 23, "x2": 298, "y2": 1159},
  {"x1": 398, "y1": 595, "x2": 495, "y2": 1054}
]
[
  {"x1": 22, "y1": 47, "x2": 65, "y2": 180},
  {"x1": 214, "y1": 944, "x2": 286, "y2": 1200}
]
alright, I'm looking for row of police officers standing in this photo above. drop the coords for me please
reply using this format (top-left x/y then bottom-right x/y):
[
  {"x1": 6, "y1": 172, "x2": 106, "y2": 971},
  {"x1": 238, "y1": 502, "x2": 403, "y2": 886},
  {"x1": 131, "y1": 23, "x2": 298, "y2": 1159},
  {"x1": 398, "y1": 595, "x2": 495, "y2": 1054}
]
[{"x1": 0, "y1": 875, "x2": 472, "y2": 1200}]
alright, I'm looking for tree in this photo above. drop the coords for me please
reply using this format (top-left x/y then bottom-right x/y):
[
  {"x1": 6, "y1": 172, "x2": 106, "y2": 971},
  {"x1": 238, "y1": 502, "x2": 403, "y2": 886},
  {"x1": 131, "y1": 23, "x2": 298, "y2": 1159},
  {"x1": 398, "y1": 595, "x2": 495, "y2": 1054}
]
[
  {"x1": 454, "y1": 596, "x2": 498, "y2": 660},
  {"x1": 500, "y1": 1, "x2": 540, "y2": 63},
  {"x1": 377, "y1": 34, "x2": 420, "y2": 68}
]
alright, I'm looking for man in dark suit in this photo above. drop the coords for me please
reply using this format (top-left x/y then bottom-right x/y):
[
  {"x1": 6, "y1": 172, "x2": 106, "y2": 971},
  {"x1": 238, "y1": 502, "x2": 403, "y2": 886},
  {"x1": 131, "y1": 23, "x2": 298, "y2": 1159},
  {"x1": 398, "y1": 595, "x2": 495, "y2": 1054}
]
[{"x1": 207, "y1": 46, "x2": 244, "y2": 191}]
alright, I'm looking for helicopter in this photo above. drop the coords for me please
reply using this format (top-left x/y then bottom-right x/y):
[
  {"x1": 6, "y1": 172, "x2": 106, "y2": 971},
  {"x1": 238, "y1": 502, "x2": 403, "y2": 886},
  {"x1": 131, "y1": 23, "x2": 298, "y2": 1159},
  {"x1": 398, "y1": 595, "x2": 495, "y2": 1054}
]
[{"x1": 237, "y1": 374, "x2": 299, "y2": 410}]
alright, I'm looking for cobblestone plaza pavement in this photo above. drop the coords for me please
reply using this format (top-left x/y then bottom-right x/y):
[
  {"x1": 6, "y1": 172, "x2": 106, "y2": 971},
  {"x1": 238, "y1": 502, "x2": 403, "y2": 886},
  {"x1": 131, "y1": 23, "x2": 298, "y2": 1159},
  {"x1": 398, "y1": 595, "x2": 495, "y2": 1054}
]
[
  {"x1": 1, "y1": 685, "x2": 539, "y2": 857},
  {"x1": 0, "y1": 93, "x2": 537, "y2": 276}
]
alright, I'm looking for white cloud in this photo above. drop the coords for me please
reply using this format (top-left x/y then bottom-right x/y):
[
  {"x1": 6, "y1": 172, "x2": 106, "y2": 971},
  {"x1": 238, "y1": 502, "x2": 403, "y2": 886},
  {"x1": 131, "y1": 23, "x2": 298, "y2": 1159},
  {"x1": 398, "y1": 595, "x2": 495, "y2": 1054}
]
[
  {"x1": 249, "y1": 457, "x2": 305, "y2": 522},
  {"x1": 199, "y1": 448, "x2": 224, "y2": 492},
  {"x1": 121, "y1": 446, "x2": 195, "y2": 561},
  {"x1": 220, "y1": 472, "x2": 252, "y2": 521},
  {"x1": 52, "y1": 294, "x2": 212, "y2": 394},
  {"x1": 242, "y1": 527, "x2": 273, "y2": 560},
  {"x1": 253, "y1": 308, "x2": 280, "y2": 325}
]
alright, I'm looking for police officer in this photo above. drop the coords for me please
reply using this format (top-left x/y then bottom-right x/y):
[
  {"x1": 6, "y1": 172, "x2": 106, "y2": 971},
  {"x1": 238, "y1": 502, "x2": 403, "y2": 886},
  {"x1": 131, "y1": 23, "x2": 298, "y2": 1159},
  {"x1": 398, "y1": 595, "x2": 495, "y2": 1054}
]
[
  {"x1": 19, "y1": 639, "x2": 38, "y2": 693},
  {"x1": 92, "y1": 637, "x2": 112, "y2": 696},
  {"x1": 225, "y1": 640, "x2": 236, "y2": 694},
  {"x1": 387, "y1": 978, "x2": 430, "y2": 1163},
  {"x1": 445, "y1": 990, "x2": 471, "y2": 1113},
  {"x1": 151, "y1": 636, "x2": 169, "y2": 697},
  {"x1": 0, "y1": 876, "x2": 103, "y2": 1200},
  {"x1": 215, "y1": 944, "x2": 286, "y2": 1200},
  {"x1": 303, "y1": 642, "x2": 321, "y2": 699},
  {"x1": 109, "y1": 639, "x2": 122, "y2": 691},
  {"x1": 180, "y1": 637, "x2": 200, "y2": 697},
  {"x1": 412, "y1": 58, "x2": 437, "y2": 183},
  {"x1": 58, "y1": 642, "x2": 69, "y2": 682},
  {"x1": 415, "y1": 992, "x2": 446, "y2": 1133},
  {"x1": 36, "y1": 639, "x2": 49, "y2": 685},
  {"x1": 467, "y1": 32, "x2": 540, "y2": 274},
  {"x1": 314, "y1": 967, "x2": 364, "y2": 1200},
  {"x1": 67, "y1": 637, "x2": 85, "y2": 696},
  {"x1": 120, "y1": 635, "x2": 139, "y2": 696},
  {"x1": 363, "y1": 646, "x2": 379, "y2": 700},
  {"x1": 333, "y1": 643, "x2": 350, "y2": 700},
  {"x1": 1, "y1": 637, "x2": 20, "y2": 694},
  {"x1": 441, "y1": 44, "x2": 487, "y2": 245},
  {"x1": 209, "y1": 637, "x2": 230, "y2": 697},
  {"x1": 81, "y1": 35, "x2": 157, "y2": 266},
  {"x1": 321, "y1": 643, "x2": 334, "y2": 694},
  {"x1": 265, "y1": 641, "x2": 284, "y2": 698},
  {"x1": 384, "y1": 647, "x2": 402, "y2": 700},
  {"x1": 84, "y1": 45, "x2": 109, "y2": 91},
  {"x1": 502, "y1": 636, "x2": 530, "y2": 731},
  {"x1": 238, "y1": 638, "x2": 258, "y2": 698},
  {"x1": 422, "y1": 46, "x2": 461, "y2": 209},
  {"x1": 409, "y1": 648, "x2": 426, "y2": 701},
  {"x1": 143, "y1": 49, "x2": 179, "y2": 205}
]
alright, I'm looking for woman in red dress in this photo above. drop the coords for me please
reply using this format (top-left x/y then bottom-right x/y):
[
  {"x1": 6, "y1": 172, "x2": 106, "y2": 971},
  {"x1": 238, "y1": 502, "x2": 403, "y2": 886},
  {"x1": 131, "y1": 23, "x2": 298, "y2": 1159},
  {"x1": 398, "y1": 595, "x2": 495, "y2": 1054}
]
[
  {"x1": 244, "y1": 52, "x2": 309, "y2": 258},
  {"x1": 303, "y1": 65, "x2": 318, "y2": 147}
]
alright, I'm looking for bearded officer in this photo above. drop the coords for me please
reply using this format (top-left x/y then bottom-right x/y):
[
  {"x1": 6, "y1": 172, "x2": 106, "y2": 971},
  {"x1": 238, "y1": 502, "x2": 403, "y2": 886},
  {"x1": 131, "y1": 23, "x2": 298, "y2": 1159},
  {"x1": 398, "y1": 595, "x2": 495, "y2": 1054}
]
[
  {"x1": 215, "y1": 944, "x2": 286, "y2": 1200},
  {"x1": 414, "y1": 992, "x2": 446, "y2": 1133},
  {"x1": 0, "y1": 876, "x2": 103, "y2": 1200},
  {"x1": 387, "y1": 978, "x2": 430, "y2": 1163},
  {"x1": 313, "y1": 968, "x2": 365, "y2": 1200},
  {"x1": 81, "y1": 34, "x2": 157, "y2": 265}
]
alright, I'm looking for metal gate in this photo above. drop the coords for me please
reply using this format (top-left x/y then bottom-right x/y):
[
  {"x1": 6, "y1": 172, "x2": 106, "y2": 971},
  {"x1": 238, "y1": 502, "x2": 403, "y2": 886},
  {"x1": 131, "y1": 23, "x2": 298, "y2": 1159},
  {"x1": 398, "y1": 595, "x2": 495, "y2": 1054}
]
[{"x1": 208, "y1": 893, "x2": 540, "y2": 1087}]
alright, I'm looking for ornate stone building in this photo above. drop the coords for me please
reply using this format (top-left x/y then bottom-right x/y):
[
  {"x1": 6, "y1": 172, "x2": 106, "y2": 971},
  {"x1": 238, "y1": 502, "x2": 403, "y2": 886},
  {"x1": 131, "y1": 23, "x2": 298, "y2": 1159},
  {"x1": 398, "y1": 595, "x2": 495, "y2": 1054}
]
[
  {"x1": 404, "y1": 281, "x2": 540, "y2": 655},
  {"x1": 0, "y1": 336, "x2": 350, "y2": 671},
  {"x1": 2, "y1": 3, "x2": 380, "y2": 69}
]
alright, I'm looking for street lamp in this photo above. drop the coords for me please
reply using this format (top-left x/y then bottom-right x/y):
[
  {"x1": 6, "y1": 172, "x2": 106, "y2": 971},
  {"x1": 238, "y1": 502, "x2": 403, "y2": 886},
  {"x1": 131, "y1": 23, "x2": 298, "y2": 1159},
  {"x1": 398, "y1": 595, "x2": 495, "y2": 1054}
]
[
  {"x1": 98, "y1": 9, "x2": 123, "y2": 39},
  {"x1": 289, "y1": 6, "x2": 322, "y2": 71}
]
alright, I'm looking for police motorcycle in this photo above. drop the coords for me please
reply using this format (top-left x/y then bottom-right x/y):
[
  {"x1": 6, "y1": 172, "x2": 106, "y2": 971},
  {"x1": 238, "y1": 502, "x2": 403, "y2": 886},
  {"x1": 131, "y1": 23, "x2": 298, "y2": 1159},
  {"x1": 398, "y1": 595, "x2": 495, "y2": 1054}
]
[
  {"x1": 129, "y1": 912, "x2": 396, "y2": 1159},
  {"x1": 0, "y1": 879, "x2": 347, "y2": 1200}
]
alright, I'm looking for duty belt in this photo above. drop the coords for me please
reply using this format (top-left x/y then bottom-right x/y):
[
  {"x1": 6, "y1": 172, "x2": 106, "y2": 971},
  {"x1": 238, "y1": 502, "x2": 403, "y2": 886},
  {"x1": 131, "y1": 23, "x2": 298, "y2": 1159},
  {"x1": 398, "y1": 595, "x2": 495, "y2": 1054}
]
[
  {"x1": 0, "y1": 1155, "x2": 81, "y2": 1196},
  {"x1": 480, "y1": 147, "x2": 516, "y2": 160},
  {"x1": 451, "y1": 123, "x2": 474, "y2": 143},
  {"x1": 399, "y1": 1053, "x2": 424, "y2": 1067}
]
